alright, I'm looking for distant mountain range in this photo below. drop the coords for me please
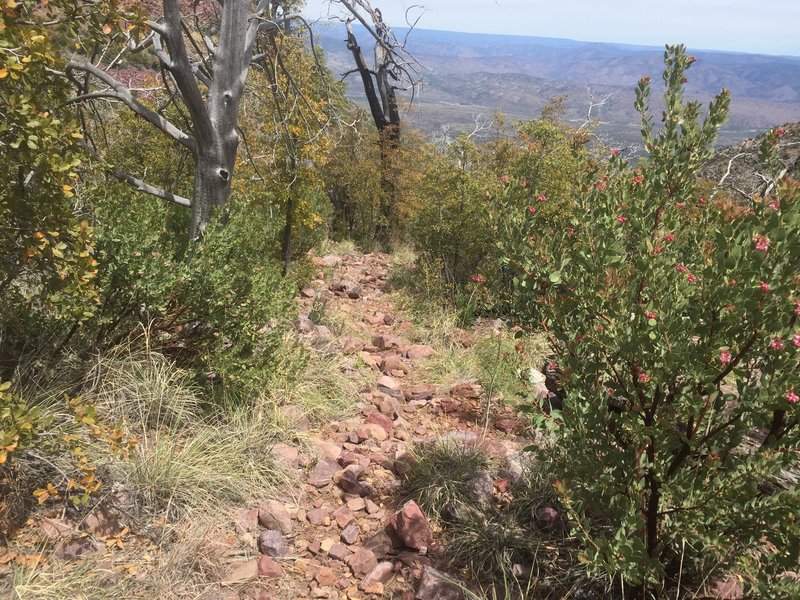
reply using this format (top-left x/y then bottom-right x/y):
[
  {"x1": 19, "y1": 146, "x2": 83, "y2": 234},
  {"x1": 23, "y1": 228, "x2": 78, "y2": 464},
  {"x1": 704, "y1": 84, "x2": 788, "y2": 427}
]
[{"x1": 313, "y1": 25, "x2": 800, "y2": 147}]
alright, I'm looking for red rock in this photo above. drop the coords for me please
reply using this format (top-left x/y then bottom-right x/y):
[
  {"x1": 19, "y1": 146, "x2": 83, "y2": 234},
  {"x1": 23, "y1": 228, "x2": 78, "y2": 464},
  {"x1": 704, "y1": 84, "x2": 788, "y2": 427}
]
[
  {"x1": 390, "y1": 501, "x2": 432, "y2": 550},
  {"x1": 347, "y1": 547, "x2": 378, "y2": 577},
  {"x1": 308, "y1": 540, "x2": 322, "y2": 554},
  {"x1": 359, "y1": 561, "x2": 394, "y2": 593},
  {"x1": 309, "y1": 457, "x2": 339, "y2": 488},
  {"x1": 315, "y1": 566, "x2": 337, "y2": 587},
  {"x1": 258, "y1": 500, "x2": 293, "y2": 534},
  {"x1": 301, "y1": 287, "x2": 316, "y2": 299},
  {"x1": 357, "y1": 423, "x2": 388, "y2": 442},
  {"x1": 222, "y1": 559, "x2": 259, "y2": 584},
  {"x1": 494, "y1": 418, "x2": 521, "y2": 433},
  {"x1": 39, "y1": 517, "x2": 76, "y2": 539},
  {"x1": 711, "y1": 577, "x2": 745, "y2": 599},
  {"x1": 416, "y1": 566, "x2": 465, "y2": 599},
  {"x1": 332, "y1": 505, "x2": 355, "y2": 528},
  {"x1": 380, "y1": 353, "x2": 404, "y2": 374},
  {"x1": 314, "y1": 440, "x2": 343, "y2": 461},
  {"x1": 270, "y1": 442, "x2": 300, "y2": 469},
  {"x1": 405, "y1": 344, "x2": 434, "y2": 361},
  {"x1": 83, "y1": 500, "x2": 125, "y2": 537},
  {"x1": 54, "y1": 537, "x2": 102, "y2": 561},
  {"x1": 404, "y1": 384, "x2": 436, "y2": 402},
  {"x1": 340, "y1": 451, "x2": 368, "y2": 467},
  {"x1": 364, "y1": 412, "x2": 394, "y2": 433},
  {"x1": 341, "y1": 524, "x2": 361, "y2": 544},
  {"x1": 329, "y1": 542, "x2": 351, "y2": 561},
  {"x1": 258, "y1": 530, "x2": 286, "y2": 557},
  {"x1": 363, "y1": 313, "x2": 385, "y2": 326},
  {"x1": 365, "y1": 499, "x2": 381, "y2": 515},
  {"x1": 372, "y1": 335, "x2": 401, "y2": 351},
  {"x1": 450, "y1": 383, "x2": 482, "y2": 399},
  {"x1": 258, "y1": 555, "x2": 284, "y2": 578},
  {"x1": 307, "y1": 507, "x2": 328, "y2": 526},
  {"x1": 341, "y1": 337, "x2": 365, "y2": 354},
  {"x1": 377, "y1": 375, "x2": 401, "y2": 392}
]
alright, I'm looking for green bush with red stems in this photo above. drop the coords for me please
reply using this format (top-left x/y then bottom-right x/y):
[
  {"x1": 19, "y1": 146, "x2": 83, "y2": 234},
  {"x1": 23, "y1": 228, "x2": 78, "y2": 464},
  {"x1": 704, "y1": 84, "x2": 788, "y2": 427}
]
[{"x1": 514, "y1": 45, "x2": 799, "y2": 594}]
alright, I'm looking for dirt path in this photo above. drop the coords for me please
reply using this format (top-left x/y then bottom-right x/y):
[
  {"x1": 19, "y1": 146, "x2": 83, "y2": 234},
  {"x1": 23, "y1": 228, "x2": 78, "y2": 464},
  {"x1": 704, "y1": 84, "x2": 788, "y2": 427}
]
[{"x1": 220, "y1": 251, "x2": 526, "y2": 600}]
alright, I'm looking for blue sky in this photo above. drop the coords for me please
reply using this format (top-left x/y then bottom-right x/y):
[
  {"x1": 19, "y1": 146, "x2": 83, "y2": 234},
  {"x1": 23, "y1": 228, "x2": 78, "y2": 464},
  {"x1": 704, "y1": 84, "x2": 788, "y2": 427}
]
[{"x1": 302, "y1": 0, "x2": 800, "y2": 57}]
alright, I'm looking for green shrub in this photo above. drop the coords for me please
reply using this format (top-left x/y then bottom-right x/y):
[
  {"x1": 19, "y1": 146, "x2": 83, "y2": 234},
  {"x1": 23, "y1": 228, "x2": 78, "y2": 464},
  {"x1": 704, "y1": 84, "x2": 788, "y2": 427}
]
[{"x1": 518, "y1": 46, "x2": 799, "y2": 594}]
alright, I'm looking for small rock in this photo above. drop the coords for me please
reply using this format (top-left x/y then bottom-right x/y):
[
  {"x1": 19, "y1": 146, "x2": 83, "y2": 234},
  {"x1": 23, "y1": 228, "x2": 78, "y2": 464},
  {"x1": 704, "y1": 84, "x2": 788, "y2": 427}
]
[
  {"x1": 470, "y1": 471, "x2": 494, "y2": 507},
  {"x1": 319, "y1": 254, "x2": 341, "y2": 267},
  {"x1": 363, "y1": 313, "x2": 385, "y2": 326},
  {"x1": 494, "y1": 417, "x2": 521, "y2": 433},
  {"x1": 380, "y1": 353, "x2": 404, "y2": 374},
  {"x1": 233, "y1": 508, "x2": 259, "y2": 534},
  {"x1": 258, "y1": 529, "x2": 286, "y2": 557},
  {"x1": 83, "y1": 501, "x2": 125, "y2": 537},
  {"x1": 315, "y1": 566, "x2": 337, "y2": 587},
  {"x1": 307, "y1": 507, "x2": 328, "y2": 526},
  {"x1": 377, "y1": 375, "x2": 401, "y2": 392},
  {"x1": 359, "y1": 561, "x2": 394, "y2": 593},
  {"x1": 54, "y1": 537, "x2": 102, "y2": 561},
  {"x1": 329, "y1": 542, "x2": 351, "y2": 561},
  {"x1": 372, "y1": 335, "x2": 401, "y2": 351},
  {"x1": 404, "y1": 384, "x2": 435, "y2": 402},
  {"x1": 314, "y1": 440, "x2": 343, "y2": 461},
  {"x1": 270, "y1": 442, "x2": 300, "y2": 469},
  {"x1": 405, "y1": 345, "x2": 434, "y2": 361},
  {"x1": 258, "y1": 500, "x2": 293, "y2": 534},
  {"x1": 347, "y1": 497, "x2": 367, "y2": 512},
  {"x1": 535, "y1": 506, "x2": 561, "y2": 532},
  {"x1": 39, "y1": 517, "x2": 76, "y2": 540},
  {"x1": 364, "y1": 412, "x2": 393, "y2": 433},
  {"x1": 332, "y1": 505, "x2": 355, "y2": 528},
  {"x1": 223, "y1": 559, "x2": 259, "y2": 584},
  {"x1": 301, "y1": 287, "x2": 316, "y2": 299},
  {"x1": 390, "y1": 501, "x2": 432, "y2": 551},
  {"x1": 710, "y1": 576, "x2": 745, "y2": 600},
  {"x1": 357, "y1": 423, "x2": 388, "y2": 442},
  {"x1": 363, "y1": 531, "x2": 395, "y2": 559},
  {"x1": 341, "y1": 337, "x2": 365, "y2": 354},
  {"x1": 280, "y1": 404, "x2": 311, "y2": 430},
  {"x1": 347, "y1": 548, "x2": 378, "y2": 577},
  {"x1": 295, "y1": 315, "x2": 316, "y2": 333},
  {"x1": 309, "y1": 457, "x2": 340, "y2": 488},
  {"x1": 450, "y1": 383, "x2": 482, "y2": 399},
  {"x1": 309, "y1": 540, "x2": 322, "y2": 554},
  {"x1": 347, "y1": 287, "x2": 363, "y2": 299},
  {"x1": 365, "y1": 499, "x2": 381, "y2": 515},
  {"x1": 341, "y1": 524, "x2": 361, "y2": 544},
  {"x1": 337, "y1": 468, "x2": 370, "y2": 496},
  {"x1": 415, "y1": 566, "x2": 465, "y2": 600},
  {"x1": 258, "y1": 555, "x2": 284, "y2": 578}
]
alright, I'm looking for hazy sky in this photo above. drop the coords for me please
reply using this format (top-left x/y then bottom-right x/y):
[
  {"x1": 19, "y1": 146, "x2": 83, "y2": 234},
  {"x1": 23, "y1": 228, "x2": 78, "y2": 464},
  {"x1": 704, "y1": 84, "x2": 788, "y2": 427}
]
[{"x1": 302, "y1": 0, "x2": 800, "y2": 56}]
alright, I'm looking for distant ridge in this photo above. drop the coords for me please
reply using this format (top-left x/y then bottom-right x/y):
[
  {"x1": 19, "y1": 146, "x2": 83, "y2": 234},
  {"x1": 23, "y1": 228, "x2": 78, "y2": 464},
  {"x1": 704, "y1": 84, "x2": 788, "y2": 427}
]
[{"x1": 313, "y1": 24, "x2": 800, "y2": 147}]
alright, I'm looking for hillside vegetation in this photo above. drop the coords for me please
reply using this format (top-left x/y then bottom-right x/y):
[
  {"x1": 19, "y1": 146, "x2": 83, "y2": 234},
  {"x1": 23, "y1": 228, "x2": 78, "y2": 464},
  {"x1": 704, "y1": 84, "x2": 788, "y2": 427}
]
[{"x1": 1, "y1": 2, "x2": 798, "y2": 599}]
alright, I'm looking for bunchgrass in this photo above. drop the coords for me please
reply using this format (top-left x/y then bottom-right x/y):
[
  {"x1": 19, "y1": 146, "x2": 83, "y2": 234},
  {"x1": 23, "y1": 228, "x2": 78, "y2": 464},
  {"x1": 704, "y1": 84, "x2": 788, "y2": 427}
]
[{"x1": 399, "y1": 440, "x2": 493, "y2": 523}]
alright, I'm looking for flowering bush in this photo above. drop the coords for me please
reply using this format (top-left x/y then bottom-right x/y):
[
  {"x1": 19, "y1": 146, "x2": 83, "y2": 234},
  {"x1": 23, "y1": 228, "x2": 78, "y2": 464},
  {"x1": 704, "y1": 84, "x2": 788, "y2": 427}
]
[{"x1": 519, "y1": 46, "x2": 799, "y2": 593}]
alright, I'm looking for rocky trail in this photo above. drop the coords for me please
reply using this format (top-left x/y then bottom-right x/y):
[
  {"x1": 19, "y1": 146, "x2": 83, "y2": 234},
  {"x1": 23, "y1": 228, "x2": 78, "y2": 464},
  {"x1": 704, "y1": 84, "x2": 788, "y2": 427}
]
[{"x1": 218, "y1": 251, "x2": 535, "y2": 600}]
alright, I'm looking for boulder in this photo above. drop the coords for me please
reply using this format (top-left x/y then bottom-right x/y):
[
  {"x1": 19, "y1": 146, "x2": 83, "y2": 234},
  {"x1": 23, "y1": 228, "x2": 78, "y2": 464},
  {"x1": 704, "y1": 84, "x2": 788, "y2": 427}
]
[{"x1": 415, "y1": 566, "x2": 465, "y2": 600}]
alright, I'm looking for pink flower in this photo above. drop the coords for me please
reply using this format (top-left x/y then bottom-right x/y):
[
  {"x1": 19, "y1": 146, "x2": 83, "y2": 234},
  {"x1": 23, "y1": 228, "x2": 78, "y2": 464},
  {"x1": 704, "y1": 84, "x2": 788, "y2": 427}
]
[
  {"x1": 638, "y1": 373, "x2": 650, "y2": 383},
  {"x1": 653, "y1": 246, "x2": 662, "y2": 255},
  {"x1": 687, "y1": 273, "x2": 697, "y2": 284},
  {"x1": 664, "y1": 233, "x2": 676, "y2": 242},
  {"x1": 615, "y1": 216, "x2": 627, "y2": 223},
  {"x1": 676, "y1": 263, "x2": 688, "y2": 273},
  {"x1": 760, "y1": 281, "x2": 771, "y2": 292},
  {"x1": 645, "y1": 311, "x2": 656, "y2": 319},
  {"x1": 566, "y1": 227, "x2": 575, "y2": 236},
  {"x1": 500, "y1": 175, "x2": 510, "y2": 184},
  {"x1": 640, "y1": 76, "x2": 651, "y2": 85},
  {"x1": 698, "y1": 196, "x2": 707, "y2": 205},
  {"x1": 611, "y1": 149, "x2": 621, "y2": 157},
  {"x1": 768, "y1": 199, "x2": 780, "y2": 211},
  {"x1": 676, "y1": 202, "x2": 686, "y2": 209},
  {"x1": 594, "y1": 180, "x2": 607, "y2": 192},
  {"x1": 528, "y1": 206, "x2": 536, "y2": 214},
  {"x1": 632, "y1": 175, "x2": 643, "y2": 184},
  {"x1": 775, "y1": 128, "x2": 786, "y2": 137},
  {"x1": 538, "y1": 194, "x2": 548, "y2": 202},
  {"x1": 719, "y1": 350, "x2": 732, "y2": 364},
  {"x1": 689, "y1": 56, "x2": 697, "y2": 63},
  {"x1": 754, "y1": 235, "x2": 770, "y2": 252},
  {"x1": 469, "y1": 274, "x2": 486, "y2": 284},
  {"x1": 519, "y1": 176, "x2": 528, "y2": 188},
  {"x1": 770, "y1": 337, "x2": 784, "y2": 351},
  {"x1": 786, "y1": 389, "x2": 799, "y2": 404},
  {"x1": 548, "y1": 360, "x2": 558, "y2": 370},
  {"x1": 792, "y1": 333, "x2": 800, "y2": 348}
]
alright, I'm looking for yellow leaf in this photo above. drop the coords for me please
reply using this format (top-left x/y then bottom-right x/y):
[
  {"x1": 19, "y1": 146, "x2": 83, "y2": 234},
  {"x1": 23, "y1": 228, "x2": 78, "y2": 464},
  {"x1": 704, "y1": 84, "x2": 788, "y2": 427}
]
[
  {"x1": 0, "y1": 68, "x2": 8, "y2": 79},
  {"x1": 6, "y1": 0, "x2": 17, "y2": 8},
  {"x1": 102, "y1": 23, "x2": 112, "y2": 35},
  {"x1": 0, "y1": 450, "x2": 6, "y2": 465}
]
